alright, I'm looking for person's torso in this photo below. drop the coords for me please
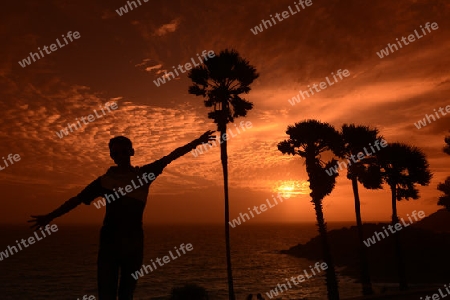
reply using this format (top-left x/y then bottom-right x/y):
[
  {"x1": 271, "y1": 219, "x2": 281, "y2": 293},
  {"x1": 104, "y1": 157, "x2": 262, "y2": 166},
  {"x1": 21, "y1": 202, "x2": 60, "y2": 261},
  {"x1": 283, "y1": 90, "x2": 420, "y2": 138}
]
[{"x1": 99, "y1": 166, "x2": 152, "y2": 231}]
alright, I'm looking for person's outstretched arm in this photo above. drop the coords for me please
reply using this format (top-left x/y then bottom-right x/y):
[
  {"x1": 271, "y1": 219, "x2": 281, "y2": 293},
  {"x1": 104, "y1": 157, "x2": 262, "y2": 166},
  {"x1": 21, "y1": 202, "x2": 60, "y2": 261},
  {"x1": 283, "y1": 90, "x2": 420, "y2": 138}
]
[
  {"x1": 141, "y1": 130, "x2": 215, "y2": 175},
  {"x1": 28, "y1": 177, "x2": 102, "y2": 229},
  {"x1": 28, "y1": 197, "x2": 82, "y2": 230},
  {"x1": 162, "y1": 130, "x2": 215, "y2": 164}
]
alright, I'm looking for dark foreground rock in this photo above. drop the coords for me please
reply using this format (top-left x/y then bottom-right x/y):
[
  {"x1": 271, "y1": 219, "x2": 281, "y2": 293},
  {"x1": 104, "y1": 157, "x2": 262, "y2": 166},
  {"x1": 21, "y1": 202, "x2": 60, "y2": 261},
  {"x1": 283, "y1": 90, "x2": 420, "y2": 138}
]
[{"x1": 281, "y1": 211, "x2": 450, "y2": 283}]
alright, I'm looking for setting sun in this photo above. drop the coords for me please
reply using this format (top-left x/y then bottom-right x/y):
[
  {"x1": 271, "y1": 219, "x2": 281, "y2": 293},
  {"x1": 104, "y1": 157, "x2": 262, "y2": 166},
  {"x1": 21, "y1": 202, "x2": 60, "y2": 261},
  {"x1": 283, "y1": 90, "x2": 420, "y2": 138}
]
[{"x1": 274, "y1": 180, "x2": 311, "y2": 198}]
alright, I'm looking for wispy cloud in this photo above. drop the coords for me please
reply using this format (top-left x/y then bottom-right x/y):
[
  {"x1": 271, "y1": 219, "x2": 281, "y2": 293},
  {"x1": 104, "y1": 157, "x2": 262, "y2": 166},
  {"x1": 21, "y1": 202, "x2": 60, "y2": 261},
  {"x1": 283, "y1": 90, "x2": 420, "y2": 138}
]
[
  {"x1": 154, "y1": 19, "x2": 180, "y2": 36},
  {"x1": 145, "y1": 64, "x2": 163, "y2": 72}
]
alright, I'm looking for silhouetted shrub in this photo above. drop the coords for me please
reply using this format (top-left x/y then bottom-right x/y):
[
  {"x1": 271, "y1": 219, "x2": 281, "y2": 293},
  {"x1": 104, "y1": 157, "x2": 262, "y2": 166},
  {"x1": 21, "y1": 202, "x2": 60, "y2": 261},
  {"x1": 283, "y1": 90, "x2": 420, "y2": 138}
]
[{"x1": 169, "y1": 284, "x2": 209, "y2": 300}]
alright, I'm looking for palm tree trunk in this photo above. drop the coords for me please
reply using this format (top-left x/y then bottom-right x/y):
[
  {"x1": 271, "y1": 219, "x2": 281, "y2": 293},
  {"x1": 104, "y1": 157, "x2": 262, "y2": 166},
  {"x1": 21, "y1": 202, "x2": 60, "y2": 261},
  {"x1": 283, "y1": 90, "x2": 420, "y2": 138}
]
[
  {"x1": 219, "y1": 121, "x2": 235, "y2": 300},
  {"x1": 351, "y1": 176, "x2": 373, "y2": 295},
  {"x1": 306, "y1": 155, "x2": 340, "y2": 300},
  {"x1": 391, "y1": 184, "x2": 407, "y2": 290},
  {"x1": 312, "y1": 199, "x2": 340, "y2": 300}
]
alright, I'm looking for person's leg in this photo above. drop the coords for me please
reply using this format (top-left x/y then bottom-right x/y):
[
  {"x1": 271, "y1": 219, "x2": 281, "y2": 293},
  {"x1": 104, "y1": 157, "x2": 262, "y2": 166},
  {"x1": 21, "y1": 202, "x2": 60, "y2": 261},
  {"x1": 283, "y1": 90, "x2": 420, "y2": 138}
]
[
  {"x1": 98, "y1": 228, "x2": 120, "y2": 300},
  {"x1": 118, "y1": 229, "x2": 144, "y2": 300}
]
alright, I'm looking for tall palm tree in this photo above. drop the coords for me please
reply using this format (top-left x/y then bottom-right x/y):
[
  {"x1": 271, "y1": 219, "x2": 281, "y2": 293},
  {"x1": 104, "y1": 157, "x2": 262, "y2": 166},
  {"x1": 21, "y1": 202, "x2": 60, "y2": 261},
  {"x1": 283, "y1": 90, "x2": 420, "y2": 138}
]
[
  {"x1": 340, "y1": 124, "x2": 383, "y2": 295},
  {"x1": 278, "y1": 120, "x2": 343, "y2": 300},
  {"x1": 188, "y1": 49, "x2": 259, "y2": 300},
  {"x1": 377, "y1": 143, "x2": 432, "y2": 290}
]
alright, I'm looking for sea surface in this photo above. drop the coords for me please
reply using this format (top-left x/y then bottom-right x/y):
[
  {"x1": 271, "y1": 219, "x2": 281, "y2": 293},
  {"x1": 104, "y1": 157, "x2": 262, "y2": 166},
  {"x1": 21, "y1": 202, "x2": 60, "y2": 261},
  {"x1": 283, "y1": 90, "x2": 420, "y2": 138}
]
[{"x1": 0, "y1": 223, "x2": 363, "y2": 300}]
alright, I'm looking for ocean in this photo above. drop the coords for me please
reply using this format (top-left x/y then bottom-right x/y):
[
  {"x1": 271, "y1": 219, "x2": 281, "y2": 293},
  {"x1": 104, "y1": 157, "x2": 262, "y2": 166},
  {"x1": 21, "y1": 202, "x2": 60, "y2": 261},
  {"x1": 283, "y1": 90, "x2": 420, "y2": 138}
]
[{"x1": 0, "y1": 223, "x2": 362, "y2": 300}]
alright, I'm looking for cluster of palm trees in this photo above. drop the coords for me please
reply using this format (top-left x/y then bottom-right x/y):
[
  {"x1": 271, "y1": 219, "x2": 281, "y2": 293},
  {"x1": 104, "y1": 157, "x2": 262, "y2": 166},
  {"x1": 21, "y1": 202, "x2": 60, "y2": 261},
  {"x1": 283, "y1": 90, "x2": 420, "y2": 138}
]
[
  {"x1": 278, "y1": 121, "x2": 432, "y2": 299},
  {"x1": 187, "y1": 48, "x2": 433, "y2": 300}
]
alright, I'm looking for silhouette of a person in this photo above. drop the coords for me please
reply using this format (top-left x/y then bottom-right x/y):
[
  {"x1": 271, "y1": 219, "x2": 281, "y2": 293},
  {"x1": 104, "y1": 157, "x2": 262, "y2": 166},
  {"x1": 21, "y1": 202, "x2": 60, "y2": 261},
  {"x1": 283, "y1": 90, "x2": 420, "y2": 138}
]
[
  {"x1": 28, "y1": 130, "x2": 215, "y2": 300},
  {"x1": 256, "y1": 293, "x2": 265, "y2": 300},
  {"x1": 246, "y1": 294, "x2": 253, "y2": 300}
]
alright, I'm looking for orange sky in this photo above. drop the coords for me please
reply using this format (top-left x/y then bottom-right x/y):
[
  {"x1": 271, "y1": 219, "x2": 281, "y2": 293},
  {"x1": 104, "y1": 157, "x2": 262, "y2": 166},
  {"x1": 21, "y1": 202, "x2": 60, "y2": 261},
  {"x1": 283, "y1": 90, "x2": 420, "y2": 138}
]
[{"x1": 1, "y1": 0, "x2": 449, "y2": 224}]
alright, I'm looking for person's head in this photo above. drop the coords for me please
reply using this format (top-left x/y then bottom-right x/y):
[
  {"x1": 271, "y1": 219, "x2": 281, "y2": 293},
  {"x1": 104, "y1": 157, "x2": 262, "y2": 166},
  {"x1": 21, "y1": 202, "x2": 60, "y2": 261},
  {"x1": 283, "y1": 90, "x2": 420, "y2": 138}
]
[{"x1": 109, "y1": 136, "x2": 134, "y2": 166}]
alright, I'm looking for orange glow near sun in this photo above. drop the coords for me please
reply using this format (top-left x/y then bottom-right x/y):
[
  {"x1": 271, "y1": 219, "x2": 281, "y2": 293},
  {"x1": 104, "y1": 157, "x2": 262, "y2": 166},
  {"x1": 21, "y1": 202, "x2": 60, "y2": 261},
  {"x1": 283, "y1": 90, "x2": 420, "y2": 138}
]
[{"x1": 274, "y1": 180, "x2": 311, "y2": 198}]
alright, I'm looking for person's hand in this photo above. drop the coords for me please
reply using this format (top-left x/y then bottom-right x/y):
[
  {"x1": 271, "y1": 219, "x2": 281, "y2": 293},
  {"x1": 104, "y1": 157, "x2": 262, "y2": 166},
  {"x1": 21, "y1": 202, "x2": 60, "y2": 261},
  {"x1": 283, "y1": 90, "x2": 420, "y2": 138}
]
[
  {"x1": 197, "y1": 130, "x2": 216, "y2": 145},
  {"x1": 28, "y1": 214, "x2": 53, "y2": 230}
]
